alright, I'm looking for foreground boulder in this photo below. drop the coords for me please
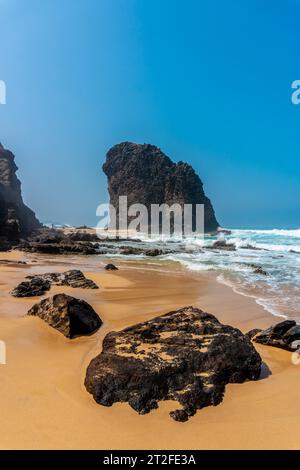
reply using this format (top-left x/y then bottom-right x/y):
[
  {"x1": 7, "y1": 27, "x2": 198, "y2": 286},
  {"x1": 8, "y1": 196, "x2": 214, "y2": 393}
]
[
  {"x1": 248, "y1": 319, "x2": 300, "y2": 351},
  {"x1": 28, "y1": 293, "x2": 102, "y2": 338},
  {"x1": 85, "y1": 306, "x2": 261, "y2": 421},
  {"x1": 12, "y1": 270, "x2": 98, "y2": 297}
]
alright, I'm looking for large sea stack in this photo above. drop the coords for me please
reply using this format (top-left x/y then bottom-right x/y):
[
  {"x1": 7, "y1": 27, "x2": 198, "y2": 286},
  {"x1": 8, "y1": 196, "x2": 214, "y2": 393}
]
[
  {"x1": 103, "y1": 142, "x2": 219, "y2": 233},
  {"x1": 0, "y1": 142, "x2": 40, "y2": 246}
]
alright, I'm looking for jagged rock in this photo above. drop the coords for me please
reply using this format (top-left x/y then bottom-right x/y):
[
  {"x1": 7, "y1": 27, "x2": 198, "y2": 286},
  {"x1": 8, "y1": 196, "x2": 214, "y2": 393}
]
[
  {"x1": 11, "y1": 277, "x2": 51, "y2": 297},
  {"x1": 0, "y1": 143, "x2": 40, "y2": 245},
  {"x1": 85, "y1": 306, "x2": 261, "y2": 421},
  {"x1": 27, "y1": 269, "x2": 98, "y2": 289},
  {"x1": 27, "y1": 293, "x2": 102, "y2": 338},
  {"x1": 249, "y1": 320, "x2": 300, "y2": 351},
  {"x1": 103, "y1": 142, "x2": 219, "y2": 234},
  {"x1": 209, "y1": 240, "x2": 236, "y2": 251},
  {"x1": 105, "y1": 264, "x2": 119, "y2": 271}
]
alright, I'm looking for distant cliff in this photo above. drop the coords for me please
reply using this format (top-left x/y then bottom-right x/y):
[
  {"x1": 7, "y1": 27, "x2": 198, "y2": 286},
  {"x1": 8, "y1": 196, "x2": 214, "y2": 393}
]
[
  {"x1": 0, "y1": 143, "x2": 40, "y2": 246},
  {"x1": 103, "y1": 142, "x2": 219, "y2": 233}
]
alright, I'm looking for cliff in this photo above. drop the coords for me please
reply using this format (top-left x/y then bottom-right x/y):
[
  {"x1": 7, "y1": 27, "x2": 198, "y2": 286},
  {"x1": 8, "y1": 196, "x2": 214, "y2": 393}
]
[
  {"x1": 0, "y1": 142, "x2": 40, "y2": 246},
  {"x1": 103, "y1": 142, "x2": 219, "y2": 233}
]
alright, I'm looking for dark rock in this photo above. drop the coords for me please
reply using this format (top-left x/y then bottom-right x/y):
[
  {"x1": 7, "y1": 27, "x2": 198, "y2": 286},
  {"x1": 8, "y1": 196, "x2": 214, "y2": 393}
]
[
  {"x1": 250, "y1": 319, "x2": 300, "y2": 351},
  {"x1": 26, "y1": 269, "x2": 98, "y2": 290},
  {"x1": 85, "y1": 306, "x2": 261, "y2": 421},
  {"x1": 209, "y1": 240, "x2": 236, "y2": 251},
  {"x1": 11, "y1": 277, "x2": 51, "y2": 297},
  {"x1": 169, "y1": 410, "x2": 189, "y2": 422},
  {"x1": 103, "y1": 142, "x2": 219, "y2": 234},
  {"x1": 244, "y1": 264, "x2": 269, "y2": 276},
  {"x1": 241, "y1": 244, "x2": 264, "y2": 251},
  {"x1": 105, "y1": 264, "x2": 118, "y2": 271},
  {"x1": 0, "y1": 143, "x2": 40, "y2": 244},
  {"x1": 253, "y1": 267, "x2": 268, "y2": 276},
  {"x1": 145, "y1": 248, "x2": 163, "y2": 257},
  {"x1": 245, "y1": 328, "x2": 263, "y2": 340},
  {"x1": 27, "y1": 293, "x2": 102, "y2": 338}
]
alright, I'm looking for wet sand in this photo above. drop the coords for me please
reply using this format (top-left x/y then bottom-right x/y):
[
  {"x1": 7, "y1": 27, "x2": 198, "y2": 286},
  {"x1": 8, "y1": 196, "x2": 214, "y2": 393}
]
[{"x1": 0, "y1": 251, "x2": 299, "y2": 450}]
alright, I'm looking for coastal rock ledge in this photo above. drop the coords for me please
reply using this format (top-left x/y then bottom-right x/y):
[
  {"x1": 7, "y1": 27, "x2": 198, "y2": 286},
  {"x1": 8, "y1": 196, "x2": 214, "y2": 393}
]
[{"x1": 85, "y1": 306, "x2": 261, "y2": 422}]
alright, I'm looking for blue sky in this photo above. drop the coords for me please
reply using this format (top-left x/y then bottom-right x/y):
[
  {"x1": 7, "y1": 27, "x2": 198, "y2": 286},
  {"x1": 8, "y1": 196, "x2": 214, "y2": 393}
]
[{"x1": 0, "y1": 0, "x2": 300, "y2": 228}]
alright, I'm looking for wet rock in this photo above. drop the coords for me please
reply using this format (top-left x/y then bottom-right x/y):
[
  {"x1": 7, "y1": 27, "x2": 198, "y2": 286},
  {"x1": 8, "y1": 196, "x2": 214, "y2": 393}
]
[
  {"x1": 105, "y1": 264, "x2": 119, "y2": 270},
  {"x1": 253, "y1": 267, "x2": 268, "y2": 276},
  {"x1": 27, "y1": 293, "x2": 102, "y2": 338},
  {"x1": 208, "y1": 240, "x2": 236, "y2": 251},
  {"x1": 11, "y1": 277, "x2": 51, "y2": 297},
  {"x1": 250, "y1": 320, "x2": 300, "y2": 351},
  {"x1": 85, "y1": 306, "x2": 261, "y2": 421}
]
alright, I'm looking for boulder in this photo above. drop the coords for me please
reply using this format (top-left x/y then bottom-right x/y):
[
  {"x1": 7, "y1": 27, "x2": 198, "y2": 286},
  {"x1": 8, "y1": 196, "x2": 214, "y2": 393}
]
[
  {"x1": 105, "y1": 264, "x2": 119, "y2": 271},
  {"x1": 250, "y1": 319, "x2": 300, "y2": 351},
  {"x1": 27, "y1": 293, "x2": 102, "y2": 338},
  {"x1": 11, "y1": 277, "x2": 51, "y2": 297},
  {"x1": 85, "y1": 306, "x2": 261, "y2": 421}
]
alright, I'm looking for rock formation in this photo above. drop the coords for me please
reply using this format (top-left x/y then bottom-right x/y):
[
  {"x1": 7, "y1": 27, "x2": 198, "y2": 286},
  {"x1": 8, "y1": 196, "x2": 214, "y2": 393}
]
[
  {"x1": 103, "y1": 142, "x2": 219, "y2": 234},
  {"x1": 27, "y1": 293, "x2": 102, "y2": 338},
  {"x1": 85, "y1": 306, "x2": 261, "y2": 421},
  {"x1": 247, "y1": 319, "x2": 300, "y2": 351},
  {"x1": 12, "y1": 269, "x2": 98, "y2": 297},
  {"x1": 0, "y1": 142, "x2": 40, "y2": 247}
]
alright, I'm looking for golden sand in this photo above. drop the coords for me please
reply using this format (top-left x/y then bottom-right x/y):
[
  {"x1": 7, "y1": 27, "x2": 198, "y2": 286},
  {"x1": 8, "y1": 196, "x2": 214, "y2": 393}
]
[{"x1": 0, "y1": 251, "x2": 299, "y2": 450}]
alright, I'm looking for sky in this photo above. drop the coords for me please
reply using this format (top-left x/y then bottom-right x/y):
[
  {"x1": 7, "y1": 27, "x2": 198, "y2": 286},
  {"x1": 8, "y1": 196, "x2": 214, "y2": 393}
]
[{"x1": 0, "y1": 0, "x2": 300, "y2": 229}]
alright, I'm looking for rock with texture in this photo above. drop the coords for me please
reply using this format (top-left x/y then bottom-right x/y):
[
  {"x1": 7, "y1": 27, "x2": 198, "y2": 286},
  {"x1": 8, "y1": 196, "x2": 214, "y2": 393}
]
[
  {"x1": 103, "y1": 142, "x2": 219, "y2": 233},
  {"x1": 85, "y1": 306, "x2": 261, "y2": 421},
  {"x1": 0, "y1": 142, "x2": 40, "y2": 245},
  {"x1": 12, "y1": 270, "x2": 98, "y2": 297},
  {"x1": 27, "y1": 293, "x2": 102, "y2": 338},
  {"x1": 11, "y1": 277, "x2": 51, "y2": 297},
  {"x1": 249, "y1": 319, "x2": 300, "y2": 351}
]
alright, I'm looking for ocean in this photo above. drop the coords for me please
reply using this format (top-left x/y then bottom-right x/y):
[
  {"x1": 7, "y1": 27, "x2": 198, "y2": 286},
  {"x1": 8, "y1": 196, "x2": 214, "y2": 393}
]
[{"x1": 105, "y1": 228, "x2": 300, "y2": 321}]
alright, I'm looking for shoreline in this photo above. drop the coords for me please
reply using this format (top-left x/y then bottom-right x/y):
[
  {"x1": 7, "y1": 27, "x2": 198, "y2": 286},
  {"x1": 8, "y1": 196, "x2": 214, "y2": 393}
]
[{"x1": 0, "y1": 251, "x2": 299, "y2": 449}]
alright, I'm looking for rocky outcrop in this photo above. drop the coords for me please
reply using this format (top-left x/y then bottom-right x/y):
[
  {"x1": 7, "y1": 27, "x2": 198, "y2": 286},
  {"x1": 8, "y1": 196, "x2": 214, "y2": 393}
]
[
  {"x1": 85, "y1": 306, "x2": 261, "y2": 422},
  {"x1": 12, "y1": 270, "x2": 98, "y2": 297},
  {"x1": 18, "y1": 229, "x2": 98, "y2": 255},
  {"x1": 0, "y1": 143, "x2": 40, "y2": 246},
  {"x1": 103, "y1": 142, "x2": 219, "y2": 234},
  {"x1": 27, "y1": 293, "x2": 102, "y2": 338},
  {"x1": 248, "y1": 319, "x2": 300, "y2": 351},
  {"x1": 12, "y1": 277, "x2": 51, "y2": 297}
]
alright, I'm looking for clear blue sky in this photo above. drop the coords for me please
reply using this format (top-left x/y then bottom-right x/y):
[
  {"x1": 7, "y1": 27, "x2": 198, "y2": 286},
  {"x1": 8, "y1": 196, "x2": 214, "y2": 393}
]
[{"x1": 0, "y1": 0, "x2": 300, "y2": 229}]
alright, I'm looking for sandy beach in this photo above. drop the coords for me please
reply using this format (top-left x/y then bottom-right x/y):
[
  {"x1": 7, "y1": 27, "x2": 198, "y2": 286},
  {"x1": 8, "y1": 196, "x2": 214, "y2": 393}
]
[{"x1": 0, "y1": 250, "x2": 299, "y2": 450}]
